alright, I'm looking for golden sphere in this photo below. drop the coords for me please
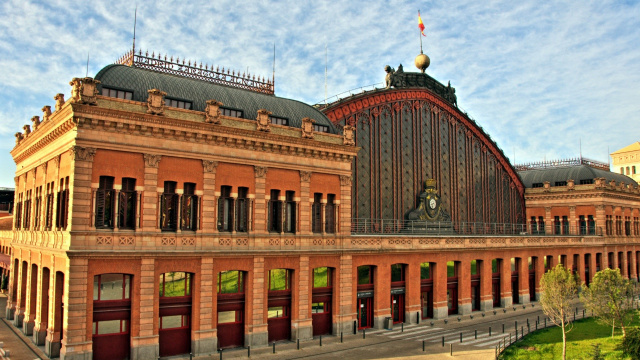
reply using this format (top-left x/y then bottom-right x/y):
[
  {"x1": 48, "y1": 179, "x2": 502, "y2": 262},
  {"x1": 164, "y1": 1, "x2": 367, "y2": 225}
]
[{"x1": 415, "y1": 53, "x2": 430, "y2": 73}]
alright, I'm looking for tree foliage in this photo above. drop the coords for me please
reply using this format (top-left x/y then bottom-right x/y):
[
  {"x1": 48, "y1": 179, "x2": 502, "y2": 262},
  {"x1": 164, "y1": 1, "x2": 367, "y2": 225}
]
[
  {"x1": 540, "y1": 264, "x2": 578, "y2": 360},
  {"x1": 622, "y1": 327, "x2": 640, "y2": 359},
  {"x1": 580, "y1": 268, "x2": 636, "y2": 337}
]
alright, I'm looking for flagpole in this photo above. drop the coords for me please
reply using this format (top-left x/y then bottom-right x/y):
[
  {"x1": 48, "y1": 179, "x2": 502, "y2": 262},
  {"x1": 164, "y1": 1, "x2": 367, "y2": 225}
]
[{"x1": 419, "y1": 10, "x2": 423, "y2": 54}]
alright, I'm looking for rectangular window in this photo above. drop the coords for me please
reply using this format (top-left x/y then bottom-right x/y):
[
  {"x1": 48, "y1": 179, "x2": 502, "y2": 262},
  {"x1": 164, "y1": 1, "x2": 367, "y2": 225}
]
[
  {"x1": 95, "y1": 176, "x2": 115, "y2": 228},
  {"x1": 531, "y1": 183, "x2": 544, "y2": 188},
  {"x1": 554, "y1": 181, "x2": 567, "y2": 186},
  {"x1": 554, "y1": 216, "x2": 560, "y2": 235},
  {"x1": 218, "y1": 186, "x2": 233, "y2": 232},
  {"x1": 284, "y1": 191, "x2": 296, "y2": 233},
  {"x1": 269, "y1": 269, "x2": 290, "y2": 291},
  {"x1": 221, "y1": 108, "x2": 243, "y2": 118},
  {"x1": 391, "y1": 264, "x2": 404, "y2": 282},
  {"x1": 218, "y1": 311, "x2": 241, "y2": 324},
  {"x1": 119, "y1": 178, "x2": 137, "y2": 230},
  {"x1": 23, "y1": 189, "x2": 31, "y2": 229},
  {"x1": 269, "y1": 115, "x2": 289, "y2": 126},
  {"x1": 93, "y1": 274, "x2": 131, "y2": 301},
  {"x1": 325, "y1": 194, "x2": 335, "y2": 234},
  {"x1": 45, "y1": 182, "x2": 54, "y2": 230},
  {"x1": 165, "y1": 98, "x2": 192, "y2": 110},
  {"x1": 579, "y1": 179, "x2": 593, "y2": 185},
  {"x1": 492, "y1": 259, "x2": 499, "y2": 274},
  {"x1": 34, "y1": 187, "x2": 42, "y2": 230},
  {"x1": 56, "y1": 177, "x2": 70, "y2": 229},
  {"x1": 101, "y1": 87, "x2": 133, "y2": 100},
  {"x1": 268, "y1": 189, "x2": 282, "y2": 233},
  {"x1": 93, "y1": 319, "x2": 128, "y2": 335},
  {"x1": 357, "y1": 266, "x2": 372, "y2": 285},
  {"x1": 312, "y1": 193, "x2": 323, "y2": 233},
  {"x1": 160, "y1": 181, "x2": 179, "y2": 231},
  {"x1": 159, "y1": 272, "x2": 192, "y2": 297},
  {"x1": 313, "y1": 267, "x2": 330, "y2": 288},
  {"x1": 313, "y1": 124, "x2": 329, "y2": 133},
  {"x1": 218, "y1": 271, "x2": 244, "y2": 294},
  {"x1": 312, "y1": 302, "x2": 326, "y2": 314},
  {"x1": 160, "y1": 315, "x2": 189, "y2": 329},
  {"x1": 268, "y1": 306, "x2": 288, "y2": 319},
  {"x1": 181, "y1": 182, "x2": 198, "y2": 231},
  {"x1": 236, "y1": 187, "x2": 249, "y2": 232}
]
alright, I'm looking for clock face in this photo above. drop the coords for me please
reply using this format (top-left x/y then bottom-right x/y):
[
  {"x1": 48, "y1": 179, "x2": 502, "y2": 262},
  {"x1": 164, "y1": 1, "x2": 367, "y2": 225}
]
[{"x1": 429, "y1": 198, "x2": 437, "y2": 209}]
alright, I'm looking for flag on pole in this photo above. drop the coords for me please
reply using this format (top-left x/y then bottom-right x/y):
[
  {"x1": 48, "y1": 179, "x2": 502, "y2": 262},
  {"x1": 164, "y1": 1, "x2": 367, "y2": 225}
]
[{"x1": 418, "y1": 11, "x2": 426, "y2": 37}]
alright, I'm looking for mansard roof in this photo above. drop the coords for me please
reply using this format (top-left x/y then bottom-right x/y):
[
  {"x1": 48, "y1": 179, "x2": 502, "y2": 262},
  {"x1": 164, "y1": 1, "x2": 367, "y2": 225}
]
[
  {"x1": 94, "y1": 64, "x2": 338, "y2": 134},
  {"x1": 518, "y1": 165, "x2": 638, "y2": 188}
]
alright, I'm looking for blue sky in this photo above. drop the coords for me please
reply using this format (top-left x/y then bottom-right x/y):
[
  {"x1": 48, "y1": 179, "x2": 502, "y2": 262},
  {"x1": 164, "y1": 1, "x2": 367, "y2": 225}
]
[{"x1": 1, "y1": 0, "x2": 639, "y2": 187}]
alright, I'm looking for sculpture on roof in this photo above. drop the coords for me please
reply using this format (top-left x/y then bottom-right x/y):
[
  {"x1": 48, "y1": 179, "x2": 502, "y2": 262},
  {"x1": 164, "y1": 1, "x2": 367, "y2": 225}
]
[
  {"x1": 444, "y1": 81, "x2": 457, "y2": 107},
  {"x1": 384, "y1": 65, "x2": 395, "y2": 89},
  {"x1": 407, "y1": 178, "x2": 451, "y2": 222}
]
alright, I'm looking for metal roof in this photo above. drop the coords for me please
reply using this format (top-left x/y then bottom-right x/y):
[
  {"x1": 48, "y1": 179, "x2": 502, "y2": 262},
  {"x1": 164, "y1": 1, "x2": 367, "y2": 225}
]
[
  {"x1": 518, "y1": 165, "x2": 638, "y2": 188},
  {"x1": 94, "y1": 64, "x2": 338, "y2": 134}
]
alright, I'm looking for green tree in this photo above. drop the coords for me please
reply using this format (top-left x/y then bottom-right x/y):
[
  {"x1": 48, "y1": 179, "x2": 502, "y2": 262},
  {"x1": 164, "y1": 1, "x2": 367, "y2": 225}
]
[
  {"x1": 622, "y1": 327, "x2": 640, "y2": 359},
  {"x1": 580, "y1": 268, "x2": 636, "y2": 337},
  {"x1": 540, "y1": 264, "x2": 578, "y2": 360}
]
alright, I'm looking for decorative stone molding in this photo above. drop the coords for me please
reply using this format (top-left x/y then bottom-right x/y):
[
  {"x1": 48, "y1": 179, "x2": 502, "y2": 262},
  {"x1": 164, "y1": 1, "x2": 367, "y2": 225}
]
[
  {"x1": 144, "y1": 154, "x2": 162, "y2": 168},
  {"x1": 54, "y1": 93, "x2": 65, "y2": 112},
  {"x1": 543, "y1": 181, "x2": 550, "y2": 192},
  {"x1": 147, "y1": 89, "x2": 167, "y2": 115},
  {"x1": 42, "y1": 105, "x2": 52, "y2": 122},
  {"x1": 301, "y1": 117, "x2": 315, "y2": 139},
  {"x1": 23, "y1": 124, "x2": 31, "y2": 136},
  {"x1": 69, "y1": 77, "x2": 101, "y2": 105},
  {"x1": 255, "y1": 166, "x2": 268, "y2": 178},
  {"x1": 595, "y1": 177, "x2": 606, "y2": 188},
  {"x1": 14, "y1": 176, "x2": 19, "y2": 186},
  {"x1": 609, "y1": 180, "x2": 616, "y2": 187},
  {"x1": 595, "y1": 205, "x2": 605, "y2": 211},
  {"x1": 340, "y1": 175, "x2": 352, "y2": 186},
  {"x1": 71, "y1": 146, "x2": 97, "y2": 161},
  {"x1": 567, "y1": 179, "x2": 575, "y2": 190},
  {"x1": 202, "y1": 160, "x2": 218, "y2": 173},
  {"x1": 569, "y1": 206, "x2": 576, "y2": 212},
  {"x1": 53, "y1": 155, "x2": 61, "y2": 167},
  {"x1": 343, "y1": 125, "x2": 355, "y2": 146},
  {"x1": 15, "y1": 132, "x2": 23, "y2": 145},
  {"x1": 544, "y1": 206, "x2": 552, "y2": 213},
  {"x1": 204, "y1": 100, "x2": 223, "y2": 124},
  {"x1": 256, "y1": 109, "x2": 272, "y2": 132},
  {"x1": 31, "y1": 116, "x2": 41, "y2": 130},
  {"x1": 300, "y1": 171, "x2": 311, "y2": 182},
  {"x1": 42, "y1": 162, "x2": 48, "y2": 175}
]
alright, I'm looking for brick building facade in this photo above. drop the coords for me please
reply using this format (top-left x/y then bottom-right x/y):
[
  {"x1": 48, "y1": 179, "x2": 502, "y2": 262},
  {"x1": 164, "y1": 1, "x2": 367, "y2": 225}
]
[{"x1": 5, "y1": 51, "x2": 640, "y2": 360}]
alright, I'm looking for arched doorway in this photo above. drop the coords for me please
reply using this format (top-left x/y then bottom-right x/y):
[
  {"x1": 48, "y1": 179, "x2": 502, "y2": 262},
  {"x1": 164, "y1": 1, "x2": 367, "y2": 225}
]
[
  {"x1": 217, "y1": 270, "x2": 245, "y2": 349},
  {"x1": 268, "y1": 269, "x2": 292, "y2": 342},
  {"x1": 159, "y1": 272, "x2": 192, "y2": 357},
  {"x1": 312, "y1": 267, "x2": 333, "y2": 336}
]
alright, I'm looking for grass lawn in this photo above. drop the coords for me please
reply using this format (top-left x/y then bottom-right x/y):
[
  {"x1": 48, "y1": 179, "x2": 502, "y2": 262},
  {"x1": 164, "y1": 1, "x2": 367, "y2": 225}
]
[{"x1": 500, "y1": 316, "x2": 640, "y2": 359}]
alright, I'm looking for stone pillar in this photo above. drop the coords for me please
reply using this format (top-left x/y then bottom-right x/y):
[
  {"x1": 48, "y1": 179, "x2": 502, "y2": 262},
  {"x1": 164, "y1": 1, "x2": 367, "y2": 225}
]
[
  {"x1": 339, "y1": 175, "x2": 352, "y2": 236},
  {"x1": 13, "y1": 260, "x2": 26, "y2": 327},
  {"x1": 518, "y1": 257, "x2": 529, "y2": 304},
  {"x1": 373, "y1": 264, "x2": 390, "y2": 329},
  {"x1": 630, "y1": 251, "x2": 638, "y2": 282},
  {"x1": 142, "y1": 154, "x2": 161, "y2": 232},
  {"x1": 60, "y1": 258, "x2": 91, "y2": 360},
  {"x1": 534, "y1": 256, "x2": 543, "y2": 301},
  {"x1": 500, "y1": 258, "x2": 512, "y2": 308},
  {"x1": 5, "y1": 256, "x2": 17, "y2": 320},
  {"x1": 132, "y1": 258, "x2": 158, "y2": 360},
  {"x1": 254, "y1": 167, "x2": 268, "y2": 234},
  {"x1": 405, "y1": 261, "x2": 421, "y2": 323},
  {"x1": 293, "y1": 256, "x2": 312, "y2": 340},
  {"x1": 247, "y1": 257, "x2": 267, "y2": 347},
  {"x1": 69, "y1": 146, "x2": 96, "y2": 231},
  {"x1": 45, "y1": 270, "x2": 63, "y2": 358},
  {"x1": 193, "y1": 257, "x2": 216, "y2": 354},
  {"x1": 621, "y1": 251, "x2": 629, "y2": 278},
  {"x1": 336, "y1": 255, "x2": 354, "y2": 334},
  {"x1": 480, "y1": 258, "x2": 493, "y2": 311},
  {"x1": 299, "y1": 171, "x2": 312, "y2": 235},
  {"x1": 33, "y1": 265, "x2": 49, "y2": 345},
  {"x1": 458, "y1": 261, "x2": 471, "y2": 315},
  {"x1": 433, "y1": 261, "x2": 448, "y2": 319},
  {"x1": 23, "y1": 263, "x2": 37, "y2": 335}
]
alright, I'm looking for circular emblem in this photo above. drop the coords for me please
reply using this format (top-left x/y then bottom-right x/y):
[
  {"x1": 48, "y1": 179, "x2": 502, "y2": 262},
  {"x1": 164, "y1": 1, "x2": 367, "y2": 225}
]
[{"x1": 429, "y1": 198, "x2": 437, "y2": 209}]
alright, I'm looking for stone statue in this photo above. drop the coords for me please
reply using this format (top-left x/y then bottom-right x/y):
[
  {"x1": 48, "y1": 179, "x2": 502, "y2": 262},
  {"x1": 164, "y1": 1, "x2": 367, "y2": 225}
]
[
  {"x1": 445, "y1": 81, "x2": 457, "y2": 107},
  {"x1": 384, "y1": 65, "x2": 395, "y2": 89},
  {"x1": 407, "y1": 178, "x2": 451, "y2": 222}
]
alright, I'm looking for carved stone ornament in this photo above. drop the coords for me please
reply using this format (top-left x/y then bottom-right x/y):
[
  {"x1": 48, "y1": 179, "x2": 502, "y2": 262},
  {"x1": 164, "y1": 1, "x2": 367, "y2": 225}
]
[
  {"x1": 15, "y1": 132, "x2": 23, "y2": 145},
  {"x1": 31, "y1": 116, "x2": 41, "y2": 130},
  {"x1": 71, "y1": 146, "x2": 97, "y2": 161},
  {"x1": 144, "y1": 154, "x2": 162, "y2": 168},
  {"x1": 42, "y1": 105, "x2": 52, "y2": 122},
  {"x1": 567, "y1": 179, "x2": 575, "y2": 190},
  {"x1": 205, "y1": 100, "x2": 223, "y2": 124},
  {"x1": 23, "y1": 124, "x2": 31, "y2": 136},
  {"x1": 70, "y1": 77, "x2": 101, "y2": 105},
  {"x1": 54, "y1": 93, "x2": 65, "y2": 112},
  {"x1": 300, "y1": 171, "x2": 312, "y2": 182},
  {"x1": 147, "y1": 89, "x2": 167, "y2": 115},
  {"x1": 407, "y1": 178, "x2": 452, "y2": 222},
  {"x1": 202, "y1": 160, "x2": 219, "y2": 173},
  {"x1": 256, "y1": 109, "x2": 272, "y2": 132},
  {"x1": 340, "y1": 175, "x2": 352, "y2": 186},
  {"x1": 301, "y1": 117, "x2": 315, "y2": 139},
  {"x1": 342, "y1": 125, "x2": 356, "y2": 146},
  {"x1": 254, "y1": 166, "x2": 268, "y2": 178}
]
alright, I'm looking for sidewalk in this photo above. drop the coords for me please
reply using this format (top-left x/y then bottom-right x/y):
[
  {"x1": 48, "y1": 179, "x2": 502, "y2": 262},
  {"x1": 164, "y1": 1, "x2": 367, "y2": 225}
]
[{"x1": 0, "y1": 294, "x2": 49, "y2": 359}]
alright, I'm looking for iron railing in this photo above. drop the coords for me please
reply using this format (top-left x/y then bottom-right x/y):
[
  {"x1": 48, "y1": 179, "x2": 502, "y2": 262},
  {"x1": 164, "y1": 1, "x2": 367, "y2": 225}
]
[{"x1": 351, "y1": 218, "x2": 603, "y2": 236}]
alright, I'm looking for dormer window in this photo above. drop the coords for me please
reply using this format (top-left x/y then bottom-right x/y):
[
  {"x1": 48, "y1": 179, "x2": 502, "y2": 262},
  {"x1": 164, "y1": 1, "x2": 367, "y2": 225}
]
[
  {"x1": 269, "y1": 115, "x2": 288, "y2": 126},
  {"x1": 101, "y1": 87, "x2": 133, "y2": 100},
  {"x1": 532, "y1": 183, "x2": 543, "y2": 188},
  {"x1": 313, "y1": 124, "x2": 329, "y2": 133},
  {"x1": 554, "y1": 181, "x2": 567, "y2": 186},
  {"x1": 221, "y1": 107, "x2": 243, "y2": 118},
  {"x1": 165, "y1": 98, "x2": 192, "y2": 110},
  {"x1": 579, "y1": 179, "x2": 593, "y2": 185}
]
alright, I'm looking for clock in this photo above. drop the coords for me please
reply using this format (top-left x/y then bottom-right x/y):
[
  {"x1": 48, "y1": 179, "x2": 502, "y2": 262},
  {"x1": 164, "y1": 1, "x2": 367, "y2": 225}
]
[{"x1": 429, "y1": 198, "x2": 437, "y2": 210}]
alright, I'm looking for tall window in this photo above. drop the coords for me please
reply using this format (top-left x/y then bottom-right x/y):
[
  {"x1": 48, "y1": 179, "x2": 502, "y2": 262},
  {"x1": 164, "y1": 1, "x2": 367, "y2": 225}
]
[
  {"x1": 34, "y1": 186, "x2": 42, "y2": 230},
  {"x1": 15, "y1": 193, "x2": 22, "y2": 229},
  {"x1": 325, "y1": 194, "x2": 335, "y2": 233},
  {"x1": 119, "y1": 178, "x2": 137, "y2": 230},
  {"x1": 420, "y1": 263, "x2": 431, "y2": 279},
  {"x1": 391, "y1": 264, "x2": 404, "y2": 282},
  {"x1": 95, "y1": 176, "x2": 115, "y2": 228},
  {"x1": 236, "y1": 187, "x2": 249, "y2": 232},
  {"x1": 312, "y1": 193, "x2": 323, "y2": 233},
  {"x1": 218, "y1": 186, "x2": 233, "y2": 232},
  {"x1": 56, "y1": 177, "x2": 70, "y2": 229},
  {"x1": 181, "y1": 183, "x2": 198, "y2": 231},
  {"x1": 268, "y1": 190, "x2": 282, "y2": 233},
  {"x1": 23, "y1": 189, "x2": 32, "y2": 229},
  {"x1": 160, "y1": 181, "x2": 179, "y2": 231},
  {"x1": 284, "y1": 191, "x2": 296, "y2": 233},
  {"x1": 45, "y1": 182, "x2": 54, "y2": 230}
]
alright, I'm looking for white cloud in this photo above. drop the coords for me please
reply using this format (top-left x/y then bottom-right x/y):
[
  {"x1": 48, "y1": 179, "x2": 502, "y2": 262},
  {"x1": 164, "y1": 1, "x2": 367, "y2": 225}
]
[{"x1": 0, "y1": 0, "x2": 639, "y2": 186}]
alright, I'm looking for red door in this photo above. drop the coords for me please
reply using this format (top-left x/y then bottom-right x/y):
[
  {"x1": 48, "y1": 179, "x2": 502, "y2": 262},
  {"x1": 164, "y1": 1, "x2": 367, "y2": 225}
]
[
  {"x1": 268, "y1": 290, "x2": 291, "y2": 342},
  {"x1": 312, "y1": 289, "x2": 332, "y2": 336},
  {"x1": 421, "y1": 281, "x2": 433, "y2": 319},
  {"x1": 93, "y1": 306, "x2": 130, "y2": 360},
  {"x1": 447, "y1": 282, "x2": 458, "y2": 315},
  {"x1": 217, "y1": 293, "x2": 245, "y2": 349},
  {"x1": 357, "y1": 297, "x2": 373, "y2": 329},
  {"x1": 391, "y1": 293, "x2": 405, "y2": 323},
  {"x1": 159, "y1": 299, "x2": 191, "y2": 357},
  {"x1": 511, "y1": 274, "x2": 519, "y2": 304},
  {"x1": 492, "y1": 276, "x2": 500, "y2": 307},
  {"x1": 529, "y1": 271, "x2": 536, "y2": 301}
]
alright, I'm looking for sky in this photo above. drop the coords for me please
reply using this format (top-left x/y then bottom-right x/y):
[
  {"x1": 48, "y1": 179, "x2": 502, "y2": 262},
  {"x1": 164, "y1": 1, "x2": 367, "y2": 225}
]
[{"x1": 0, "y1": 0, "x2": 639, "y2": 187}]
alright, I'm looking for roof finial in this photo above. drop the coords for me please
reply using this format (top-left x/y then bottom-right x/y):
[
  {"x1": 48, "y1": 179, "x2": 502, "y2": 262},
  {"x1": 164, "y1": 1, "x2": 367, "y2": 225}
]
[{"x1": 131, "y1": 5, "x2": 137, "y2": 66}]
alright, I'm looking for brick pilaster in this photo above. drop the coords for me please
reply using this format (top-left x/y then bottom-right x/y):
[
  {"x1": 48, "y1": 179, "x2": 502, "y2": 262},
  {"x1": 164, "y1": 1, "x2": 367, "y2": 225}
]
[
  {"x1": 142, "y1": 154, "x2": 161, "y2": 231},
  {"x1": 254, "y1": 167, "x2": 267, "y2": 234},
  {"x1": 202, "y1": 161, "x2": 218, "y2": 233},
  {"x1": 60, "y1": 258, "x2": 91, "y2": 358}
]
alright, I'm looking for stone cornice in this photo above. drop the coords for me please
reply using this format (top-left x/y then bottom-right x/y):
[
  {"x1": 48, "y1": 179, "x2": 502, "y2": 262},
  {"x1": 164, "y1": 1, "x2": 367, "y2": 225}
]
[
  {"x1": 11, "y1": 117, "x2": 76, "y2": 165},
  {"x1": 525, "y1": 189, "x2": 640, "y2": 203}
]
